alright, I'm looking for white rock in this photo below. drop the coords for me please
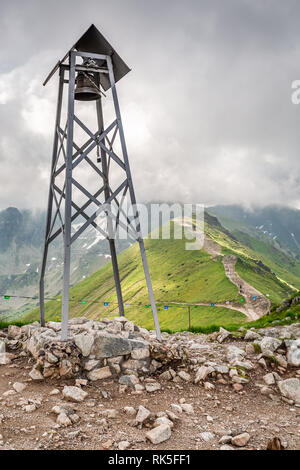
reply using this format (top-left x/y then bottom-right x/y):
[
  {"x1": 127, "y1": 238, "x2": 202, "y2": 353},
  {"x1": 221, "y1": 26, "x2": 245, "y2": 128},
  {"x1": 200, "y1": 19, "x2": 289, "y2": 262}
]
[
  {"x1": 74, "y1": 333, "x2": 94, "y2": 357},
  {"x1": 231, "y1": 432, "x2": 250, "y2": 447},
  {"x1": 84, "y1": 359, "x2": 100, "y2": 371},
  {"x1": 87, "y1": 366, "x2": 112, "y2": 381},
  {"x1": 166, "y1": 410, "x2": 180, "y2": 422},
  {"x1": 244, "y1": 330, "x2": 261, "y2": 341},
  {"x1": 260, "y1": 386, "x2": 273, "y2": 396},
  {"x1": 136, "y1": 405, "x2": 151, "y2": 424},
  {"x1": 13, "y1": 382, "x2": 27, "y2": 393},
  {"x1": 135, "y1": 384, "x2": 145, "y2": 392},
  {"x1": 226, "y1": 346, "x2": 246, "y2": 363},
  {"x1": 278, "y1": 378, "x2": 300, "y2": 404},
  {"x1": 29, "y1": 368, "x2": 44, "y2": 381},
  {"x1": 118, "y1": 440, "x2": 130, "y2": 450},
  {"x1": 260, "y1": 336, "x2": 282, "y2": 353},
  {"x1": 217, "y1": 327, "x2": 231, "y2": 343},
  {"x1": 112, "y1": 316, "x2": 128, "y2": 323},
  {"x1": 177, "y1": 371, "x2": 191, "y2": 382},
  {"x1": 145, "y1": 382, "x2": 161, "y2": 393},
  {"x1": 170, "y1": 404, "x2": 182, "y2": 413},
  {"x1": 232, "y1": 375, "x2": 248, "y2": 384},
  {"x1": 131, "y1": 348, "x2": 150, "y2": 360},
  {"x1": 159, "y1": 370, "x2": 172, "y2": 381},
  {"x1": 62, "y1": 386, "x2": 88, "y2": 402},
  {"x1": 154, "y1": 417, "x2": 174, "y2": 428},
  {"x1": 46, "y1": 321, "x2": 61, "y2": 332},
  {"x1": 2, "y1": 390, "x2": 16, "y2": 397},
  {"x1": 258, "y1": 358, "x2": 267, "y2": 368},
  {"x1": 57, "y1": 412, "x2": 72, "y2": 427},
  {"x1": 195, "y1": 365, "x2": 214, "y2": 383},
  {"x1": 0, "y1": 353, "x2": 12, "y2": 365},
  {"x1": 46, "y1": 352, "x2": 59, "y2": 364},
  {"x1": 219, "y1": 435, "x2": 232, "y2": 444},
  {"x1": 70, "y1": 413, "x2": 80, "y2": 424},
  {"x1": 123, "y1": 406, "x2": 136, "y2": 417},
  {"x1": 287, "y1": 339, "x2": 300, "y2": 367},
  {"x1": 124, "y1": 321, "x2": 135, "y2": 332},
  {"x1": 146, "y1": 424, "x2": 171, "y2": 444},
  {"x1": 233, "y1": 360, "x2": 253, "y2": 370},
  {"x1": 204, "y1": 382, "x2": 215, "y2": 390},
  {"x1": 24, "y1": 404, "x2": 36, "y2": 413},
  {"x1": 75, "y1": 378, "x2": 88, "y2": 387},
  {"x1": 263, "y1": 373, "x2": 275, "y2": 386},
  {"x1": 215, "y1": 365, "x2": 229, "y2": 374},
  {"x1": 181, "y1": 403, "x2": 194, "y2": 415},
  {"x1": 200, "y1": 432, "x2": 215, "y2": 442}
]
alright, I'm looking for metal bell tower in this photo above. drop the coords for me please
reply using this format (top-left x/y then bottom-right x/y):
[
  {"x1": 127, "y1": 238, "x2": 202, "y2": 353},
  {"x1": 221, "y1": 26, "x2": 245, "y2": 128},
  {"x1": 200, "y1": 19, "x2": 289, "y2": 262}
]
[{"x1": 40, "y1": 25, "x2": 161, "y2": 341}]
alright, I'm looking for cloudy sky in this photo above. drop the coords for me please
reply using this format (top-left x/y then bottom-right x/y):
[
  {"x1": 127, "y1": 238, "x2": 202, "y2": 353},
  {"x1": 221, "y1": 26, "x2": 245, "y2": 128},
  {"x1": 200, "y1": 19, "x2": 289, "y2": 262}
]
[{"x1": 1, "y1": 0, "x2": 300, "y2": 210}]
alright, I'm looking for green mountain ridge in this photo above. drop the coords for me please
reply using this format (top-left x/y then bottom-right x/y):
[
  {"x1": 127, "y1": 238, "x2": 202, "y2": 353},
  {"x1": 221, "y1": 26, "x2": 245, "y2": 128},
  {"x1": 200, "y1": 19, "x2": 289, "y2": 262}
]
[{"x1": 23, "y1": 211, "x2": 299, "y2": 332}]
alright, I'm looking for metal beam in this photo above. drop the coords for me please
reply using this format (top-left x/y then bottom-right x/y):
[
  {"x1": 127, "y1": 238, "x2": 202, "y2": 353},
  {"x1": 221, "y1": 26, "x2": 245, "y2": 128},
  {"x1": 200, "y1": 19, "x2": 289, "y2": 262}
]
[
  {"x1": 48, "y1": 184, "x2": 106, "y2": 243},
  {"x1": 71, "y1": 179, "x2": 127, "y2": 244},
  {"x1": 75, "y1": 51, "x2": 109, "y2": 61},
  {"x1": 39, "y1": 66, "x2": 65, "y2": 327},
  {"x1": 107, "y1": 55, "x2": 161, "y2": 340},
  {"x1": 96, "y1": 95, "x2": 125, "y2": 317},
  {"x1": 61, "y1": 51, "x2": 76, "y2": 341}
]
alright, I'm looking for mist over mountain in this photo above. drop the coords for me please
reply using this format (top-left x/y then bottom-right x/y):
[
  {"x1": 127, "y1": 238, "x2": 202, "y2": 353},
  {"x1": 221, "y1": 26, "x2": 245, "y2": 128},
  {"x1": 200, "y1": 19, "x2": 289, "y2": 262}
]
[
  {"x1": 0, "y1": 206, "x2": 131, "y2": 319},
  {"x1": 209, "y1": 205, "x2": 300, "y2": 259},
  {"x1": 1, "y1": 203, "x2": 300, "y2": 321}
]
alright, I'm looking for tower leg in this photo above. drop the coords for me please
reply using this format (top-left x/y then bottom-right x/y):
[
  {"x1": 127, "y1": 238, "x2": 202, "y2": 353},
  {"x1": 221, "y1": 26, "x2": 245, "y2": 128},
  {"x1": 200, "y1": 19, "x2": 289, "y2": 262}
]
[
  {"x1": 96, "y1": 98, "x2": 125, "y2": 316},
  {"x1": 138, "y1": 239, "x2": 162, "y2": 341},
  {"x1": 107, "y1": 57, "x2": 161, "y2": 340},
  {"x1": 39, "y1": 68, "x2": 65, "y2": 327},
  {"x1": 61, "y1": 52, "x2": 76, "y2": 341}
]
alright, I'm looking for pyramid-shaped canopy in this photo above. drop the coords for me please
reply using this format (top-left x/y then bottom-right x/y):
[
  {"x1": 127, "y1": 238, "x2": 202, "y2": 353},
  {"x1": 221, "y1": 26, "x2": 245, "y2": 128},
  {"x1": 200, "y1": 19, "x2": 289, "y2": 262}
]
[{"x1": 44, "y1": 24, "x2": 131, "y2": 90}]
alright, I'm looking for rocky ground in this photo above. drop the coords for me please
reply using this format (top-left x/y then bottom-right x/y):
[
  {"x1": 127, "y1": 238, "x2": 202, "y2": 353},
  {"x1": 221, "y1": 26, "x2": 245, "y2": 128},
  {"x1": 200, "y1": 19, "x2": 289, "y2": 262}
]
[{"x1": 0, "y1": 319, "x2": 300, "y2": 450}]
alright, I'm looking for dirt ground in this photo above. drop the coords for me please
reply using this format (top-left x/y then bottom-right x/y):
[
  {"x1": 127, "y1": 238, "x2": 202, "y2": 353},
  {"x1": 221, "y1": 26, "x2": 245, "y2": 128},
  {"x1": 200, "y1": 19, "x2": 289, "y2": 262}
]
[{"x1": 0, "y1": 354, "x2": 299, "y2": 451}]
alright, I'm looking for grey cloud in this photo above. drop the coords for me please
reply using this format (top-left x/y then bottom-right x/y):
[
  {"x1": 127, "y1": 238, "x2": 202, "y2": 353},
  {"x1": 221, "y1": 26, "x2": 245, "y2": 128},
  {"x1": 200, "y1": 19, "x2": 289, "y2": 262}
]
[{"x1": 1, "y1": 0, "x2": 300, "y2": 210}]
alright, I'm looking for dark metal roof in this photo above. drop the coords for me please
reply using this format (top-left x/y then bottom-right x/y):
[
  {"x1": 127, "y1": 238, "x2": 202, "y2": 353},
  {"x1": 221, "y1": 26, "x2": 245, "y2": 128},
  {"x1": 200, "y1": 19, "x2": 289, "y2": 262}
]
[{"x1": 44, "y1": 24, "x2": 131, "y2": 90}]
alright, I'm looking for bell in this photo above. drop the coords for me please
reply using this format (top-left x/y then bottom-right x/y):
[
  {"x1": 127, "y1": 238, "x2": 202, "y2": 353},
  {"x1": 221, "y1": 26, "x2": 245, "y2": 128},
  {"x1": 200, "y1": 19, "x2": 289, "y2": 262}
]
[{"x1": 75, "y1": 71, "x2": 101, "y2": 101}]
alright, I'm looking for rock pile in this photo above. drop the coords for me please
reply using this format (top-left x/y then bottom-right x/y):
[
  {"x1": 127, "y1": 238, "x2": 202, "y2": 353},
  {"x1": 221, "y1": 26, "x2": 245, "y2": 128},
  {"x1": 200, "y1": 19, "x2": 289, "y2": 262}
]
[
  {"x1": 3, "y1": 317, "x2": 186, "y2": 384},
  {"x1": 2, "y1": 317, "x2": 300, "y2": 409},
  {"x1": 1, "y1": 318, "x2": 300, "y2": 449}
]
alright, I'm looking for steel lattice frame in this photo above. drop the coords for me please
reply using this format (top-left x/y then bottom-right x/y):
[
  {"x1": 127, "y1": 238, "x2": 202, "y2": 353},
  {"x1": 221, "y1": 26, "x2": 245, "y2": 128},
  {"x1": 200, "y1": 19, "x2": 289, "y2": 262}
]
[{"x1": 39, "y1": 50, "x2": 161, "y2": 341}]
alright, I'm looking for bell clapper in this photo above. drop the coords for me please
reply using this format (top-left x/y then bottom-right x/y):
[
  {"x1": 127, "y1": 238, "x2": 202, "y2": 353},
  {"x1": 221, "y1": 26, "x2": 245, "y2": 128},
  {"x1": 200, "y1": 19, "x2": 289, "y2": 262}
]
[{"x1": 96, "y1": 136, "x2": 101, "y2": 163}]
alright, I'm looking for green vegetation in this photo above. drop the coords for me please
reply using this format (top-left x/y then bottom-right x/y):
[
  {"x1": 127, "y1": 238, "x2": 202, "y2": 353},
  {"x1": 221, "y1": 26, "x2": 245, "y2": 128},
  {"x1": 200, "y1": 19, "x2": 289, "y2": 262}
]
[
  {"x1": 205, "y1": 219, "x2": 296, "y2": 305},
  {"x1": 23, "y1": 222, "x2": 243, "y2": 326},
  {"x1": 0, "y1": 319, "x2": 30, "y2": 329},
  {"x1": 10, "y1": 215, "x2": 300, "y2": 334},
  {"x1": 243, "y1": 303, "x2": 300, "y2": 330},
  {"x1": 126, "y1": 304, "x2": 246, "y2": 333}
]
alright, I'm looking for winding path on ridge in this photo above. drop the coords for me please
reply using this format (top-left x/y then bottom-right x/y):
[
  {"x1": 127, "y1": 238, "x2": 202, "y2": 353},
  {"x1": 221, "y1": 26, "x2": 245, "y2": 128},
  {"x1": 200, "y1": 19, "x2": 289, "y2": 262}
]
[
  {"x1": 174, "y1": 219, "x2": 270, "y2": 321},
  {"x1": 203, "y1": 235, "x2": 271, "y2": 321}
]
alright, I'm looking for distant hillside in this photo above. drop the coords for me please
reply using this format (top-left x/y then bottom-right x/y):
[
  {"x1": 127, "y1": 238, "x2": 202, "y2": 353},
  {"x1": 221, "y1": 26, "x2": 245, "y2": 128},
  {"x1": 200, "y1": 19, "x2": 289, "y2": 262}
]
[
  {"x1": 209, "y1": 205, "x2": 300, "y2": 259},
  {"x1": 0, "y1": 207, "x2": 130, "y2": 320},
  {"x1": 24, "y1": 212, "x2": 299, "y2": 331}
]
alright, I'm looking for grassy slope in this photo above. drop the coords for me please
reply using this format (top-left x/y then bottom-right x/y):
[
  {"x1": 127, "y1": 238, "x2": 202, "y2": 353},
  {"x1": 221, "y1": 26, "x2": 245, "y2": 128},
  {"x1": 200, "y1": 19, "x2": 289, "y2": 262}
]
[
  {"x1": 205, "y1": 221, "x2": 296, "y2": 306},
  {"x1": 21, "y1": 215, "x2": 300, "y2": 332},
  {"x1": 24, "y1": 222, "x2": 246, "y2": 331},
  {"x1": 207, "y1": 211, "x2": 300, "y2": 287}
]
